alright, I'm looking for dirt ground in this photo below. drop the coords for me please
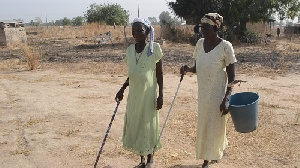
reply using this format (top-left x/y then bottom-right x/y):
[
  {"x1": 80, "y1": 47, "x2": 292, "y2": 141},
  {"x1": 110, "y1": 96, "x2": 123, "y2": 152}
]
[{"x1": 0, "y1": 34, "x2": 299, "y2": 168}]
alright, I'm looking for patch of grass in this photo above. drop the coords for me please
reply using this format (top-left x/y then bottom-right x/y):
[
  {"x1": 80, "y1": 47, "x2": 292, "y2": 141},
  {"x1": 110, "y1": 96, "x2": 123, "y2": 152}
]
[
  {"x1": 296, "y1": 111, "x2": 300, "y2": 123},
  {"x1": 21, "y1": 45, "x2": 40, "y2": 70},
  {"x1": 59, "y1": 129, "x2": 81, "y2": 137},
  {"x1": 259, "y1": 101, "x2": 280, "y2": 108},
  {"x1": 60, "y1": 80, "x2": 81, "y2": 86},
  {"x1": 78, "y1": 94, "x2": 102, "y2": 99}
]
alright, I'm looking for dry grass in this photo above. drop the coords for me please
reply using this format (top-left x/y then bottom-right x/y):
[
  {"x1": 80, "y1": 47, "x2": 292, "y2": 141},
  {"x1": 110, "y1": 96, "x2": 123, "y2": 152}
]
[
  {"x1": 25, "y1": 24, "x2": 164, "y2": 44},
  {"x1": 21, "y1": 45, "x2": 40, "y2": 70}
]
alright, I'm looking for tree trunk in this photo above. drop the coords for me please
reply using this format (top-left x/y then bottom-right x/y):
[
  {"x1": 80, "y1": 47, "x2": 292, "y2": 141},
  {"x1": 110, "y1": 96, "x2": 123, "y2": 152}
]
[
  {"x1": 239, "y1": 18, "x2": 247, "y2": 33},
  {"x1": 123, "y1": 25, "x2": 127, "y2": 44}
]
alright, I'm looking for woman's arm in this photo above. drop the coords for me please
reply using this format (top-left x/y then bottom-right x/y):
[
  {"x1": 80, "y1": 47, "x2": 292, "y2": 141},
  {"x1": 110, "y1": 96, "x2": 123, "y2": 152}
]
[
  {"x1": 220, "y1": 63, "x2": 235, "y2": 116},
  {"x1": 225, "y1": 63, "x2": 235, "y2": 99},
  {"x1": 156, "y1": 60, "x2": 163, "y2": 110}
]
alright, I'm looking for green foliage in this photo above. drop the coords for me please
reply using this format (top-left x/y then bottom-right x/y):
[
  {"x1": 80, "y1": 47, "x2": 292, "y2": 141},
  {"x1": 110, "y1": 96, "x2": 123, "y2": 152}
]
[
  {"x1": 274, "y1": 0, "x2": 300, "y2": 20},
  {"x1": 29, "y1": 17, "x2": 42, "y2": 26},
  {"x1": 168, "y1": 0, "x2": 300, "y2": 39},
  {"x1": 238, "y1": 31, "x2": 263, "y2": 44},
  {"x1": 84, "y1": 3, "x2": 129, "y2": 26},
  {"x1": 54, "y1": 19, "x2": 63, "y2": 26},
  {"x1": 168, "y1": 0, "x2": 223, "y2": 24},
  {"x1": 62, "y1": 17, "x2": 72, "y2": 26},
  {"x1": 159, "y1": 11, "x2": 173, "y2": 25},
  {"x1": 148, "y1": 17, "x2": 159, "y2": 25},
  {"x1": 158, "y1": 11, "x2": 182, "y2": 25},
  {"x1": 72, "y1": 16, "x2": 84, "y2": 26},
  {"x1": 29, "y1": 20, "x2": 35, "y2": 26}
]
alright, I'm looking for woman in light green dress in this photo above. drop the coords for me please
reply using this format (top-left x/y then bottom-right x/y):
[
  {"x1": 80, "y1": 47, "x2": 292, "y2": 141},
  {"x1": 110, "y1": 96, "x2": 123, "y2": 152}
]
[
  {"x1": 180, "y1": 13, "x2": 237, "y2": 168},
  {"x1": 115, "y1": 18, "x2": 163, "y2": 168}
]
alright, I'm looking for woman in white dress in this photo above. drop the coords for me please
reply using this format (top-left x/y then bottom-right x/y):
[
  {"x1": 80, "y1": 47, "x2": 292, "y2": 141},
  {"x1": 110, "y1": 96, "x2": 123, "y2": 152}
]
[{"x1": 180, "y1": 13, "x2": 237, "y2": 168}]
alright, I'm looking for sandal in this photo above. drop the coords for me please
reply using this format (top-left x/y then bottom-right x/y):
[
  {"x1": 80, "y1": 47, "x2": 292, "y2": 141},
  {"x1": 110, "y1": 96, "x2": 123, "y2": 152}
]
[
  {"x1": 145, "y1": 154, "x2": 154, "y2": 168},
  {"x1": 145, "y1": 162, "x2": 154, "y2": 168},
  {"x1": 134, "y1": 162, "x2": 145, "y2": 168},
  {"x1": 201, "y1": 165, "x2": 209, "y2": 168}
]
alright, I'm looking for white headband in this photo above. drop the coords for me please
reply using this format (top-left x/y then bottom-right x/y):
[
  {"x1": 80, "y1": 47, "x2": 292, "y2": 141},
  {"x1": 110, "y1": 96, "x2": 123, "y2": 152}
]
[{"x1": 133, "y1": 18, "x2": 154, "y2": 56}]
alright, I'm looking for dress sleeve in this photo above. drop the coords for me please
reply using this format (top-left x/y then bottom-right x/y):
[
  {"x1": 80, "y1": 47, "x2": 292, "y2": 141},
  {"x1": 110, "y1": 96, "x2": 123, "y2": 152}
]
[
  {"x1": 153, "y1": 42, "x2": 163, "y2": 63},
  {"x1": 193, "y1": 38, "x2": 203, "y2": 60},
  {"x1": 125, "y1": 47, "x2": 129, "y2": 65},
  {"x1": 223, "y1": 40, "x2": 237, "y2": 66},
  {"x1": 125, "y1": 44, "x2": 134, "y2": 65}
]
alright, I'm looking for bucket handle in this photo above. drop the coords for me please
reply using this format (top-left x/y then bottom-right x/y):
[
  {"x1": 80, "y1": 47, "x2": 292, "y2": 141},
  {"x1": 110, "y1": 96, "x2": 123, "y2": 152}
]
[
  {"x1": 228, "y1": 80, "x2": 247, "y2": 87},
  {"x1": 229, "y1": 80, "x2": 258, "y2": 94}
]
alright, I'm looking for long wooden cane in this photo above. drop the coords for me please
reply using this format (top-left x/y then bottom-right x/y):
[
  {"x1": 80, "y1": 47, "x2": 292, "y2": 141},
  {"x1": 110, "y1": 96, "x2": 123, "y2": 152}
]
[
  {"x1": 94, "y1": 100, "x2": 120, "y2": 168},
  {"x1": 152, "y1": 74, "x2": 184, "y2": 156}
]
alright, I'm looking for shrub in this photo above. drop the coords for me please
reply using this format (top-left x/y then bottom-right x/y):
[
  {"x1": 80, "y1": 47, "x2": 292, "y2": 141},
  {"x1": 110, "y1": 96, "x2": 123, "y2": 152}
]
[
  {"x1": 162, "y1": 24, "x2": 194, "y2": 44},
  {"x1": 22, "y1": 46, "x2": 40, "y2": 70}
]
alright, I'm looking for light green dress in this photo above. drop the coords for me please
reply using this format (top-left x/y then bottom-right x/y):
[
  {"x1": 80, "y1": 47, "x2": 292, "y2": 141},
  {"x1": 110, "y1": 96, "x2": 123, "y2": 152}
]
[
  {"x1": 193, "y1": 39, "x2": 237, "y2": 160},
  {"x1": 123, "y1": 42, "x2": 163, "y2": 156}
]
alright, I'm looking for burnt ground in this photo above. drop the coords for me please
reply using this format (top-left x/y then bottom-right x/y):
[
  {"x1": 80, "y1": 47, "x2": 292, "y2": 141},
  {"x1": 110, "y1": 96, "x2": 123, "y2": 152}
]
[{"x1": 1, "y1": 36, "x2": 299, "y2": 75}]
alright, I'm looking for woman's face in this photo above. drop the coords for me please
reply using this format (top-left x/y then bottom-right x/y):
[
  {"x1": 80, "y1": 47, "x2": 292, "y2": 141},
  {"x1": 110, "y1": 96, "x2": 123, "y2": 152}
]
[
  {"x1": 132, "y1": 22, "x2": 148, "y2": 43},
  {"x1": 201, "y1": 23, "x2": 216, "y2": 39}
]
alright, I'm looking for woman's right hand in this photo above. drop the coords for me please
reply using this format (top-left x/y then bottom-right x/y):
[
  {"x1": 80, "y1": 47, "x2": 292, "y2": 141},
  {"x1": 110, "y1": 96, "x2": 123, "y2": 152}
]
[
  {"x1": 115, "y1": 88, "x2": 124, "y2": 102},
  {"x1": 180, "y1": 65, "x2": 188, "y2": 75}
]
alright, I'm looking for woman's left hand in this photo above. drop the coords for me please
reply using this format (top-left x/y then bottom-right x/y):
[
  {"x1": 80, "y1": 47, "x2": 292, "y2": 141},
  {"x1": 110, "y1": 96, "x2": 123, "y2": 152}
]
[
  {"x1": 156, "y1": 95, "x2": 163, "y2": 110},
  {"x1": 220, "y1": 97, "x2": 229, "y2": 116}
]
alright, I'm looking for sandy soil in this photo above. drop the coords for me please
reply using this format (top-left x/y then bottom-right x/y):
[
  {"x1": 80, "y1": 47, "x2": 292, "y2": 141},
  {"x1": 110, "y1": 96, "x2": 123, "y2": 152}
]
[{"x1": 0, "y1": 35, "x2": 299, "y2": 168}]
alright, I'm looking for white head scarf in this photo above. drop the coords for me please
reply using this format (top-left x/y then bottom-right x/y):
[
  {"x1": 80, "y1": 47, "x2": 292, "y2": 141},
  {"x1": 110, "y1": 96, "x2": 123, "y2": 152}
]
[{"x1": 132, "y1": 18, "x2": 154, "y2": 56}]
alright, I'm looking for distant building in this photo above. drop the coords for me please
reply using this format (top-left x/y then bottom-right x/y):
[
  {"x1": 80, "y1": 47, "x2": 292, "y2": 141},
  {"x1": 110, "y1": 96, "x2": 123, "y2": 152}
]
[
  {"x1": 284, "y1": 23, "x2": 300, "y2": 35},
  {"x1": 246, "y1": 18, "x2": 276, "y2": 36},
  {"x1": 0, "y1": 20, "x2": 27, "y2": 46}
]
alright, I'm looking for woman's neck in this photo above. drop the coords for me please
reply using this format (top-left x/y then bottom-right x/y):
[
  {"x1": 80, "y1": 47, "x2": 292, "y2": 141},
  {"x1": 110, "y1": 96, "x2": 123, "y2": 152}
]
[
  {"x1": 205, "y1": 35, "x2": 220, "y2": 45},
  {"x1": 135, "y1": 42, "x2": 146, "y2": 53}
]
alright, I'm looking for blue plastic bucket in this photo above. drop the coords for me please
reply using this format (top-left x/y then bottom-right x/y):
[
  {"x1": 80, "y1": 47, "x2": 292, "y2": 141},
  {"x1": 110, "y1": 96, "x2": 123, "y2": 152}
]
[{"x1": 229, "y1": 92, "x2": 260, "y2": 133}]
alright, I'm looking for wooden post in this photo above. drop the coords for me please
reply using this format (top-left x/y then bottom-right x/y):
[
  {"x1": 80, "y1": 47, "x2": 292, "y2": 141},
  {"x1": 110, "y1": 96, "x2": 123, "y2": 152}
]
[{"x1": 124, "y1": 25, "x2": 127, "y2": 45}]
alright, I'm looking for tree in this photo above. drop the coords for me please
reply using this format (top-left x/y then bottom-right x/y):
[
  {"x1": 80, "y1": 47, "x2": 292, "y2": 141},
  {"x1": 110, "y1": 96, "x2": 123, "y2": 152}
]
[
  {"x1": 62, "y1": 17, "x2": 72, "y2": 26},
  {"x1": 168, "y1": 0, "x2": 300, "y2": 34},
  {"x1": 54, "y1": 19, "x2": 63, "y2": 26},
  {"x1": 34, "y1": 17, "x2": 43, "y2": 26},
  {"x1": 29, "y1": 17, "x2": 42, "y2": 26},
  {"x1": 168, "y1": 0, "x2": 222, "y2": 25},
  {"x1": 159, "y1": 11, "x2": 173, "y2": 25},
  {"x1": 274, "y1": 0, "x2": 300, "y2": 20},
  {"x1": 48, "y1": 21, "x2": 55, "y2": 26},
  {"x1": 84, "y1": 3, "x2": 129, "y2": 25},
  {"x1": 148, "y1": 17, "x2": 159, "y2": 25},
  {"x1": 29, "y1": 20, "x2": 35, "y2": 26},
  {"x1": 72, "y1": 16, "x2": 84, "y2": 26}
]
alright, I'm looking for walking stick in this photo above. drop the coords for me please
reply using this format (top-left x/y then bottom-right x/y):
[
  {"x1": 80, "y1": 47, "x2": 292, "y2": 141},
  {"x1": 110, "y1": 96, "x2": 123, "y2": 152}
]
[
  {"x1": 94, "y1": 100, "x2": 120, "y2": 168},
  {"x1": 152, "y1": 74, "x2": 184, "y2": 156}
]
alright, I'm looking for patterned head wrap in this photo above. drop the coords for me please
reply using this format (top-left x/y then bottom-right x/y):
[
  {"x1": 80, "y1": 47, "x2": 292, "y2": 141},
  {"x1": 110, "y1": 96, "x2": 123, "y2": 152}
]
[
  {"x1": 201, "y1": 13, "x2": 223, "y2": 29},
  {"x1": 132, "y1": 18, "x2": 154, "y2": 56}
]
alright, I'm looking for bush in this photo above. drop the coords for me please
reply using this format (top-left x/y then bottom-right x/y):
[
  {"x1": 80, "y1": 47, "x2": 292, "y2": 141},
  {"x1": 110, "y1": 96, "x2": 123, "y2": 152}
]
[
  {"x1": 22, "y1": 46, "x2": 40, "y2": 70},
  {"x1": 162, "y1": 24, "x2": 194, "y2": 44}
]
